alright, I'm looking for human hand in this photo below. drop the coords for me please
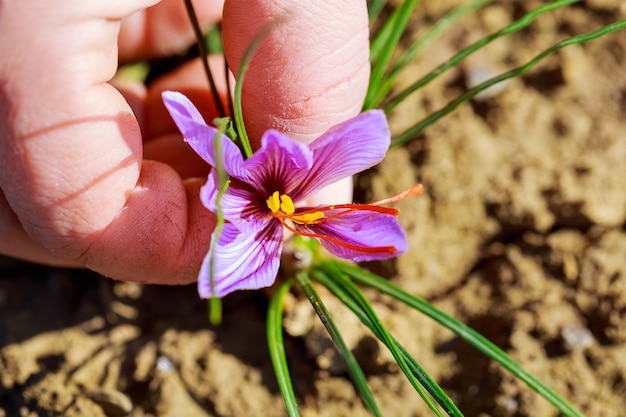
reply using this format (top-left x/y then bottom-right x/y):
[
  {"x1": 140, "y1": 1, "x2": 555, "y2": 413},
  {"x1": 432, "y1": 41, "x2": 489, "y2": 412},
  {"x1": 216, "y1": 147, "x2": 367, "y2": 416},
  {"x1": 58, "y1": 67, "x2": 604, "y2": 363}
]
[{"x1": 0, "y1": 0, "x2": 370, "y2": 285}]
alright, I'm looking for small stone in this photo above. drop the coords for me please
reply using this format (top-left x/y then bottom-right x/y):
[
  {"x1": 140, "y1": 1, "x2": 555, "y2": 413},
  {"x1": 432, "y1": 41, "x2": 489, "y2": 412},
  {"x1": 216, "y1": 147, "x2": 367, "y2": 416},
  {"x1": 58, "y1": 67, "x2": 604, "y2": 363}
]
[
  {"x1": 561, "y1": 324, "x2": 594, "y2": 352},
  {"x1": 85, "y1": 390, "x2": 132, "y2": 417},
  {"x1": 156, "y1": 355, "x2": 174, "y2": 373},
  {"x1": 465, "y1": 67, "x2": 510, "y2": 100}
]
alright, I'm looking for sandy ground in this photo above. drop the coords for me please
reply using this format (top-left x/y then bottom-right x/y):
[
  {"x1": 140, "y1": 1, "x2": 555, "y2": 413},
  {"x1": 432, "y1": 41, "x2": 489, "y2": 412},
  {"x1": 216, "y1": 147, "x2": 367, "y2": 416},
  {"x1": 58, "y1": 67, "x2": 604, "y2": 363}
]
[{"x1": 2, "y1": 1, "x2": 626, "y2": 416}]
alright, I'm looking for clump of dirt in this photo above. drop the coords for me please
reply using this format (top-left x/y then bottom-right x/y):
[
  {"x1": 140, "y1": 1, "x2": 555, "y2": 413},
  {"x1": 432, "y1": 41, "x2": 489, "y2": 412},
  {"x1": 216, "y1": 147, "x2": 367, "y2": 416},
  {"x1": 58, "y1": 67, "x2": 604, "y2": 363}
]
[{"x1": 2, "y1": 1, "x2": 626, "y2": 416}]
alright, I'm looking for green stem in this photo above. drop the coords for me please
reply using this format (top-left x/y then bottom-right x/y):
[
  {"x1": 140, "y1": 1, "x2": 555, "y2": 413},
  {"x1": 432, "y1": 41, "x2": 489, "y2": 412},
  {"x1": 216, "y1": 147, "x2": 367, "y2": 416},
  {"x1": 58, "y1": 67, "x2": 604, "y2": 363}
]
[
  {"x1": 295, "y1": 272, "x2": 383, "y2": 417},
  {"x1": 366, "y1": 0, "x2": 421, "y2": 109},
  {"x1": 384, "y1": 0, "x2": 579, "y2": 113},
  {"x1": 369, "y1": 0, "x2": 494, "y2": 108},
  {"x1": 267, "y1": 280, "x2": 300, "y2": 417},
  {"x1": 205, "y1": 121, "x2": 230, "y2": 321},
  {"x1": 327, "y1": 262, "x2": 584, "y2": 417},
  {"x1": 392, "y1": 16, "x2": 626, "y2": 147},
  {"x1": 232, "y1": 22, "x2": 276, "y2": 158},
  {"x1": 313, "y1": 269, "x2": 462, "y2": 416}
]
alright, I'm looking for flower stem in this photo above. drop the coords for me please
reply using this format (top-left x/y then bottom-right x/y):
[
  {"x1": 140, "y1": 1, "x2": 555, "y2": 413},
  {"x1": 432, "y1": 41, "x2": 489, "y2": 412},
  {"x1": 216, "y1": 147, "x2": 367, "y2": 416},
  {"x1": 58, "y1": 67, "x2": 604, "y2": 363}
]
[
  {"x1": 183, "y1": 0, "x2": 226, "y2": 118},
  {"x1": 326, "y1": 261, "x2": 584, "y2": 417},
  {"x1": 267, "y1": 280, "x2": 300, "y2": 417},
  {"x1": 295, "y1": 272, "x2": 383, "y2": 417}
]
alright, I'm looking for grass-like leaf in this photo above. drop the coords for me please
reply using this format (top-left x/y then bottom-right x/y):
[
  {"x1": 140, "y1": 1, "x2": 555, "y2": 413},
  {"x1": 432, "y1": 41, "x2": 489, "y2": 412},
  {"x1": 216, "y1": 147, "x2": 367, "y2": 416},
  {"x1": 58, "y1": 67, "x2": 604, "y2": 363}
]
[
  {"x1": 366, "y1": 0, "x2": 421, "y2": 110},
  {"x1": 295, "y1": 272, "x2": 383, "y2": 417},
  {"x1": 391, "y1": 16, "x2": 626, "y2": 147},
  {"x1": 204, "y1": 119, "x2": 232, "y2": 325},
  {"x1": 313, "y1": 266, "x2": 454, "y2": 416},
  {"x1": 367, "y1": 0, "x2": 495, "y2": 109},
  {"x1": 384, "y1": 0, "x2": 579, "y2": 113},
  {"x1": 328, "y1": 261, "x2": 584, "y2": 417},
  {"x1": 267, "y1": 280, "x2": 301, "y2": 417},
  {"x1": 368, "y1": 0, "x2": 388, "y2": 24}
]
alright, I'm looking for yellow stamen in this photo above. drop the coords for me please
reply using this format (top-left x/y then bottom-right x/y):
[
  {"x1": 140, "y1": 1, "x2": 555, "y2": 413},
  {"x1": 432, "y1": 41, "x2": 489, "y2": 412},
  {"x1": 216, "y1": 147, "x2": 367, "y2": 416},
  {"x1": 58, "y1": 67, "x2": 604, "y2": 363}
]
[
  {"x1": 266, "y1": 191, "x2": 280, "y2": 213},
  {"x1": 266, "y1": 191, "x2": 325, "y2": 224},
  {"x1": 290, "y1": 211, "x2": 325, "y2": 224},
  {"x1": 279, "y1": 194, "x2": 295, "y2": 215}
]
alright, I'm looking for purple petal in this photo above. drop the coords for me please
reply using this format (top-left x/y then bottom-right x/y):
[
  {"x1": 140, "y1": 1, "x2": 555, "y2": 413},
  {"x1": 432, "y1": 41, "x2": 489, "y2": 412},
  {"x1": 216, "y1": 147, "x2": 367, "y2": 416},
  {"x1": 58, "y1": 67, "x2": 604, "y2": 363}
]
[
  {"x1": 200, "y1": 172, "x2": 269, "y2": 232},
  {"x1": 242, "y1": 130, "x2": 314, "y2": 197},
  {"x1": 298, "y1": 209, "x2": 407, "y2": 262},
  {"x1": 297, "y1": 110, "x2": 391, "y2": 200},
  {"x1": 197, "y1": 222, "x2": 283, "y2": 298},
  {"x1": 162, "y1": 91, "x2": 248, "y2": 180}
]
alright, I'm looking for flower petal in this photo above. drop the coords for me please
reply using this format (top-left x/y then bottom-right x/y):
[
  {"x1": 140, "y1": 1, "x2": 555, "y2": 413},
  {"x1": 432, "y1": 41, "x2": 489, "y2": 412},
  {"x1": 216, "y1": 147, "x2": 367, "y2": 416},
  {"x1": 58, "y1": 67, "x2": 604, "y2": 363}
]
[
  {"x1": 299, "y1": 209, "x2": 407, "y2": 262},
  {"x1": 297, "y1": 110, "x2": 390, "y2": 199},
  {"x1": 242, "y1": 130, "x2": 314, "y2": 197},
  {"x1": 200, "y1": 173, "x2": 269, "y2": 232},
  {"x1": 162, "y1": 91, "x2": 248, "y2": 180},
  {"x1": 197, "y1": 222, "x2": 283, "y2": 298}
]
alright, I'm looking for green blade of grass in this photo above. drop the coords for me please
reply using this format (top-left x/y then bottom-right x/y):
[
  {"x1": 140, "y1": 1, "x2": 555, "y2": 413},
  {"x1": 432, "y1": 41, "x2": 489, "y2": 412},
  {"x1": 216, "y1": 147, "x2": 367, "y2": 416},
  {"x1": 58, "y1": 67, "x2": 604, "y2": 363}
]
[
  {"x1": 366, "y1": 0, "x2": 421, "y2": 109},
  {"x1": 208, "y1": 297, "x2": 222, "y2": 326},
  {"x1": 204, "y1": 119, "x2": 231, "y2": 324},
  {"x1": 312, "y1": 268, "x2": 460, "y2": 417},
  {"x1": 392, "y1": 17, "x2": 626, "y2": 147},
  {"x1": 295, "y1": 272, "x2": 383, "y2": 417},
  {"x1": 231, "y1": 20, "x2": 284, "y2": 158},
  {"x1": 367, "y1": 0, "x2": 495, "y2": 109},
  {"x1": 328, "y1": 261, "x2": 584, "y2": 417},
  {"x1": 389, "y1": 0, "x2": 494, "y2": 78},
  {"x1": 267, "y1": 280, "x2": 300, "y2": 417},
  {"x1": 368, "y1": 0, "x2": 388, "y2": 24},
  {"x1": 369, "y1": 2, "x2": 402, "y2": 66},
  {"x1": 232, "y1": 36, "x2": 260, "y2": 159},
  {"x1": 384, "y1": 0, "x2": 580, "y2": 113}
]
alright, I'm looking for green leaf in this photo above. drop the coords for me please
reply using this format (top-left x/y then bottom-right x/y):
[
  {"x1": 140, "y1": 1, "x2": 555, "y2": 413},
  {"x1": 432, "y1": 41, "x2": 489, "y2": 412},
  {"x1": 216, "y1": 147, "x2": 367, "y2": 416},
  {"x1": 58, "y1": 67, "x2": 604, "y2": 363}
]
[
  {"x1": 295, "y1": 272, "x2": 383, "y2": 417},
  {"x1": 313, "y1": 266, "x2": 456, "y2": 416},
  {"x1": 208, "y1": 297, "x2": 222, "y2": 326},
  {"x1": 267, "y1": 280, "x2": 300, "y2": 417},
  {"x1": 329, "y1": 262, "x2": 584, "y2": 417},
  {"x1": 202, "y1": 120, "x2": 231, "y2": 323},
  {"x1": 368, "y1": 0, "x2": 387, "y2": 24},
  {"x1": 391, "y1": 16, "x2": 626, "y2": 147},
  {"x1": 366, "y1": 0, "x2": 421, "y2": 110},
  {"x1": 368, "y1": 0, "x2": 495, "y2": 109},
  {"x1": 314, "y1": 268, "x2": 463, "y2": 416},
  {"x1": 384, "y1": 0, "x2": 579, "y2": 113}
]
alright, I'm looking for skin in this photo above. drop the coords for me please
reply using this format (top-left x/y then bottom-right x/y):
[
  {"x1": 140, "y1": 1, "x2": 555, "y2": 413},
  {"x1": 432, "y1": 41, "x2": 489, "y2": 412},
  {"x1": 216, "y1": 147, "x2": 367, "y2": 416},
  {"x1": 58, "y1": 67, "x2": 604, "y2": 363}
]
[{"x1": 0, "y1": 0, "x2": 370, "y2": 285}]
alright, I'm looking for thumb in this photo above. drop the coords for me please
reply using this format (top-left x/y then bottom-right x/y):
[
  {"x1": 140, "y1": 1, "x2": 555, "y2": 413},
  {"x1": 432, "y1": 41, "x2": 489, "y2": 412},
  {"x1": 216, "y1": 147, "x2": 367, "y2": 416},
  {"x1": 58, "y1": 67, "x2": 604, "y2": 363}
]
[{"x1": 222, "y1": 0, "x2": 370, "y2": 145}]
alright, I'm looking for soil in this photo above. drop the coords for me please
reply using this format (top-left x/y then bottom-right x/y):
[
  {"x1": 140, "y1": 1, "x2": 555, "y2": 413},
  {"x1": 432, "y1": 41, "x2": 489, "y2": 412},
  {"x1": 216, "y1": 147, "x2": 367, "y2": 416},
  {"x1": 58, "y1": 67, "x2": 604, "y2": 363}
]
[{"x1": 2, "y1": 1, "x2": 626, "y2": 416}]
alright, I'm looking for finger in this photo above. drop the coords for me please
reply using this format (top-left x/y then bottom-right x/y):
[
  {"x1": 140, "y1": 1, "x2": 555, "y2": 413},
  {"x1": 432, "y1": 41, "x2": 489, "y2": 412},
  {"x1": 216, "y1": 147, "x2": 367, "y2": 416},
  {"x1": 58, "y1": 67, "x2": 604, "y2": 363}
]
[
  {"x1": 222, "y1": 0, "x2": 370, "y2": 145},
  {"x1": 0, "y1": 190, "x2": 81, "y2": 268},
  {"x1": 110, "y1": 78, "x2": 148, "y2": 131},
  {"x1": 119, "y1": 0, "x2": 225, "y2": 60},
  {"x1": 0, "y1": 0, "x2": 214, "y2": 283}
]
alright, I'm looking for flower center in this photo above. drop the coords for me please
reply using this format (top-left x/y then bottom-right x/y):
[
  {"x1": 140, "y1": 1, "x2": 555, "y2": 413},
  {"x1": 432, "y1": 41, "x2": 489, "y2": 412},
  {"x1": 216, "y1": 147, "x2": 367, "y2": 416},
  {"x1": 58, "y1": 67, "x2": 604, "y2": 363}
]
[{"x1": 266, "y1": 191, "x2": 325, "y2": 224}]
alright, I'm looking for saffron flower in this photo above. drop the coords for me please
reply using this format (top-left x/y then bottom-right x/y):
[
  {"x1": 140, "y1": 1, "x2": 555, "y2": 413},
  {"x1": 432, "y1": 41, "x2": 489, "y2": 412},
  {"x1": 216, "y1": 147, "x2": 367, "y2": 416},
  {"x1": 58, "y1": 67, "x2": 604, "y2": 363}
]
[{"x1": 163, "y1": 91, "x2": 419, "y2": 297}]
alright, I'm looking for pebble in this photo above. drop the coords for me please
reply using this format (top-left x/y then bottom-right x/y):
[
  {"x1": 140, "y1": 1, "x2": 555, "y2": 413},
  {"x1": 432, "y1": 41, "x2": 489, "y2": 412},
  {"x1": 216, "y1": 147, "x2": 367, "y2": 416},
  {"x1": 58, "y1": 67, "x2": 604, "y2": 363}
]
[
  {"x1": 156, "y1": 355, "x2": 174, "y2": 373},
  {"x1": 85, "y1": 390, "x2": 133, "y2": 417},
  {"x1": 561, "y1": 324, "x2": 594, "y2": 352},
  {"x1": 465, "y1": 67, "x2": 510, "y2": 100}
]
